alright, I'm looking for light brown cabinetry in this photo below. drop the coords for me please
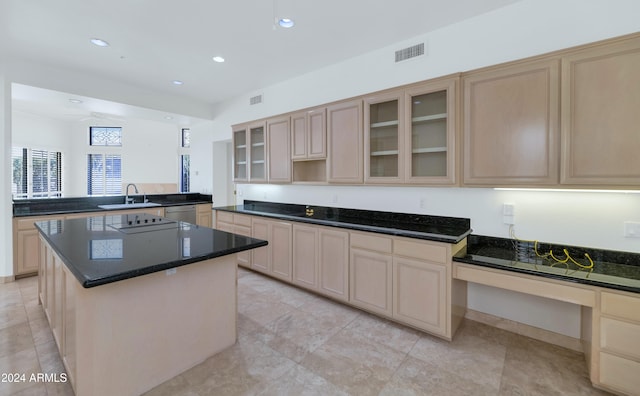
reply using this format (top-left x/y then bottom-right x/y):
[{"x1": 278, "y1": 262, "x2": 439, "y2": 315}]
[
  {"x1": 231, "y1": 120, "x2": 266, "y2": 183},
  {"x1": 292, "y1": 108, "x2": 326, "y2": 160},
  {"x1": 327, "y1": 99, "x2": 364, "y2": 183},
  {"x1": 561, "y1": 36, "x2": 640, "y2": 186},
  {"x1": 266, "y1": 116, "x2": 291, "y2": 183},
  {"x1": 215, "y1": 211, "x2": 252, "y2": 267},
  {"x1": 363, "y1": 78, "x2": 458, "y2": 185},
  {"x1": 405, "y1": 78, "x2": 458, "y2": 185},
  {"x1": 196, "y1": 204, "x2": 212, "y2": 227},
  {"x1": 232, "y1": 125, "x2": 248, "y2": 182},
  {"x1": 251, "y1": 218, "x2": 270, "y2": 273},
  {"x1": 269, "y1": 221, "x2": 293, "y2": 281},
  {"x1": 364, "y1": 92, "x2": 405, "y2": 184},
  {"x1": 292, "y1": 223, "x2": 349, "y2": 302},
  {"x1": 349, "y1": 232, "x2": 393, "y2": 316},
  {"x1": 463, "y1": 59, "x2": 560, "y2": 185},
  {"x1": 292, "y1": 224, "x2": 318, "y2": 289},
  {"x1": 14, "y1": 207, "x2": 166, "y2": 278},
  {"x1": 291, "y1": 108, "x2": 328, "y2": 183},
  {"x1": 318, "y1": 227, "x2": 350, "y2": 301},
  {"x1": 219, "y1": 210, "x2": 466, "y2": 339},
  {"x1": 596, "y1": 291, "x2": 640, "y2": 395},
  {"x1": 250, "y1": 217, "x2": 293, "y2": 281},
  {"x1": 393, "y1": 255, "x2": 446, "y2": 335},
  {"x1": 249, "y1": 122, "x2": 267, "y2": 182},
  {"x1": 14, "y1": 215, "x2": 62, "y2": 277}
]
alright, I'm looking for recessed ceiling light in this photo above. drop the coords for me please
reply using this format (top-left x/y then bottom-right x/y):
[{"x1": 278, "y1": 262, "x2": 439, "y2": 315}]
[
  {"x1": 212, "y1": 56, "x2": 225, "y2": 63},
  {"x1": 278, "y1": 18, "x2": 295, "y2": 28},
  {"x1": 90, "y1": 38, "x2": 110, "y2": 47},
  {"x1": 164, "y1": 116, "x2": 173, "y2": 120},
  {"x1": 68, "y1": 99, "x2": 83, "y2": 104},
  {"x1": 172, "y1": 80, "x2": 184, "y2": 85}
]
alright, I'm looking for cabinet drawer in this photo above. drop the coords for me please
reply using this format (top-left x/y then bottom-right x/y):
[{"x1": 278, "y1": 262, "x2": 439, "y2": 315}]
[
  {"x1": 394, "y1": 238, "x2": 447, "y2": 263},
  {"x1": 350, "y1": 232, "x2": 392, "y2": 253},
  {"x1": 234, "y1": 225, "x2": 252, "y2": 237},
  {"x1": 599, "y1": 352, "x2": 640, "y2": 396},
  {"x1": 217, "y1": 211, "x2": 233, "y2": 224},
  {"x1": 601, "y1": 292, "x2": 640, "y2": 322},
  {"x1": 234, "y1": 214, "x2": 252, "y2": 227},
  {"x1": 601, "y1": 317, "x2": 640, "y2": 360},
  {"x1": 17, "y1": 218, "x2": 38, "y2": 230}
]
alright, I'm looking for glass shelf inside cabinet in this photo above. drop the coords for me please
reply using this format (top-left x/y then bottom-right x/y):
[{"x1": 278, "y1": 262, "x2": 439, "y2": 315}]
[
  {"x1": 410, "y1": 90, "x2": 447, "y2": 178},
  {"x1": 234, "y1": 130, "x2": 247, "y2": 180},
  {"x1": 369, "y1": 99, "x2": 399, "y2": 178},
  {"x1": 250, "y1": 126, "x2": 266, "y2": 180}
]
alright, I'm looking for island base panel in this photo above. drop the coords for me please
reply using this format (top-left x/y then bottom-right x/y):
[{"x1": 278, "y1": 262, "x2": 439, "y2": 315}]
[{"x1": 69, "y1": 255, "x2": 237, "y2": 396}]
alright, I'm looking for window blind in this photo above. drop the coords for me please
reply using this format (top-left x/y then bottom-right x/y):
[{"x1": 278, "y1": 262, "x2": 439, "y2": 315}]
[{"x1": 88, "y1": 154, "x2": 122, "y2": 195}]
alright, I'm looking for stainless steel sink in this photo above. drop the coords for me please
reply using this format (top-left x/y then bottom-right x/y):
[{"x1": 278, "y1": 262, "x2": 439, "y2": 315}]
[{"x1": 98, "y1": 202, "x2": 162, "y2": 210}]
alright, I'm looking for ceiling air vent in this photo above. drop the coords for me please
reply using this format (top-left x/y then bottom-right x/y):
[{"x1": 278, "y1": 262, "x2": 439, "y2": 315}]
[
  {"x1": 249, "y1": 94, "x2": 263, "y2": 105},
  {"x1": 395, "y1": 43, "x2": 425, "y2": 63}
]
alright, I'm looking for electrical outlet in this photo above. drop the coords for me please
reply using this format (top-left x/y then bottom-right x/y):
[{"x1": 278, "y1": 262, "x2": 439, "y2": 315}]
[
  {"x1": 503, "y1": 203, "x2": 515, "y2": 225},
  {"x1": 624, "y1": 221, "x2": 640, "y2": 238},
  {"x1": 503, "y1": 203, "x2": 515, "y2": 216},
  {"x1": 419, "y1": 198, "x2": 427, "y2": 209},
  {"x1": 332, "y1": 195, "x2": 338, "y2": 204}
]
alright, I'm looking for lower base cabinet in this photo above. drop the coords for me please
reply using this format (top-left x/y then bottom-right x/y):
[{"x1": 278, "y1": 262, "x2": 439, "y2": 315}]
[
  {"x1": 215, "y1": 212, "x2": 252, "y2": 267},
  {"x1": 292, "y1": 224, "x2": 349, "y2": 302},
  {"x1": 349, "y1": 231, "x2": 394, "y2": 317},
  {"x1": 595, "y1": 291, "x2": 640, "y2": 396},
  {"x1": 250, "y1": 217, "x2": 293, "y2": 281},
  {"x1": 318, "y1": 228, "x2": 349, "y2": 302},
  {"x1": 251, "y1": 218, "x2": 270, "y2": 273},
  {"x1": 292, "y1": 224, "x2": 319, "y2": 289},
  {"x1": 393, "y1": 256, "x2": 447, "y2": 336},
  {"x1": 15, "y1": 207, "x2": 165, "y2": 278},
  {"x1": 220, "y1": 211, "x2": 466, "y2": 340},
  {"x1": 270, "y1": 222, "x2": 293, "y2": 281}
]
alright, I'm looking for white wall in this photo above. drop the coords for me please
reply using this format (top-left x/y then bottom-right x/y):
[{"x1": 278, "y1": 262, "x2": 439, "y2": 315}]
[
  {"x1": 210, "y1": 0, "x2": 640, "y2": 337},
  {"x1": 61, "y1": 118, "x2": 185, "y2": 196},
  {"x1": 1, "y1": 74, "x2": 13, "y2": 279},
  {"x1": 11, "y1": 112, "x2": 74, "y2": 194}
]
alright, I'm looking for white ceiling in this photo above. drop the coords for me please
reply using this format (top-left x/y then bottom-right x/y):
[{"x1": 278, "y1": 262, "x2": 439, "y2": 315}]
[{"x1": 2, "y1": 0, "x2": 521, "y2": 122}]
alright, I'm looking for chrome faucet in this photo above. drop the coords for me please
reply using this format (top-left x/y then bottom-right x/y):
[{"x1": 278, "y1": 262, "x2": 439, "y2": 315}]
[{"x1": 125, "y1": 183, "x2": 139, "y2": 204}]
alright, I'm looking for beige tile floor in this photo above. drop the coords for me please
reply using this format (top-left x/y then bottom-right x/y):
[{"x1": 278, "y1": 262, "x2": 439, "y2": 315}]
[{"x1": 0, "y1": 269, "x2": 611, "y2": 396}]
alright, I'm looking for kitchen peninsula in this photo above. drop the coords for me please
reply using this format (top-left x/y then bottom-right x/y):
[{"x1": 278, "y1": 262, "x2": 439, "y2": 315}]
[{"x1": 36, "y1": 212, "x2": 267, "y2": 396}]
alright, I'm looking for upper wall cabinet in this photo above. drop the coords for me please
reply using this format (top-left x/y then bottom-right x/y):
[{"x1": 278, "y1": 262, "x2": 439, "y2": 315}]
[
  {"x1": 364, "y1": 91, "x2": 405, "y2": 184},
  {"x1": 560, "y1": 36, "x2": 640, "y2": 186},
  {"x1": 291, "y1": 107, "x2": 326, "y2": 160},
  {"x1": 327, "y1": 99, "x2": 364, "y2": 183},
  {"x1": 405, "y1": 78, "x2": 458, "y2": 185},
  {"x1": 248, "y1": 121, "x2": 267, "y2": 183},
  {"x1": 266, "y1": 116, "x2": 291, "y2": 183},
  {"x1": 291, "y1": 107, "x2": 327, "y2": 184},
  {"x1": 462, "y1": 59, "x2": 560, "y2": 186},
  {"x1": 232, "y1": 125, "x2": 248, "y2": 182}
]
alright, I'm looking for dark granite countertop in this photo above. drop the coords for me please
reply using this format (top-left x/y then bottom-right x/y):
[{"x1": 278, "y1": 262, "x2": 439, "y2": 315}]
[
  {"x1": 214, "y1": 200, "x2": 471, "y2": 243},
  {"x1": 36, "y1": 212, "x2": 267, "y2": 288},
  {"x1": 13, "y1": 193, "x2": 212, "y2": 217},
  {"x1": 454, "y1": 235, "x2": 640, "y2": 294}
]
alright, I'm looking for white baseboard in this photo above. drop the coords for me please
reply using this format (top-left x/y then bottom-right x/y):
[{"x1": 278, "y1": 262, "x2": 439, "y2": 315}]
[{"x1": 0, "y1": 275, "x2": 16, "y2": 284}]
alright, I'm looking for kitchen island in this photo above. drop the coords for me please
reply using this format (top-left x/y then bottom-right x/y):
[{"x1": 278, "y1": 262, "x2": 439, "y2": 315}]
[{"x1": 35, "y1": 212, "x2": 267, "y2": 396}]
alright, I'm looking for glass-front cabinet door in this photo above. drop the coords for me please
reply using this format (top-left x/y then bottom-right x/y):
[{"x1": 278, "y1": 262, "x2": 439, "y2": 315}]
[
  {"x1": 404, "y1": 77, "x2": 457, "y2": 185},
  {"x1": 364, "y1": 92, "x2": 405, "y2": 183},
  {"x1": 232, "y1": 126, "x2": 248, "y2": 182},
  {"x1": 249, "y1": 122, "x2": 267, "y2": 182}
]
